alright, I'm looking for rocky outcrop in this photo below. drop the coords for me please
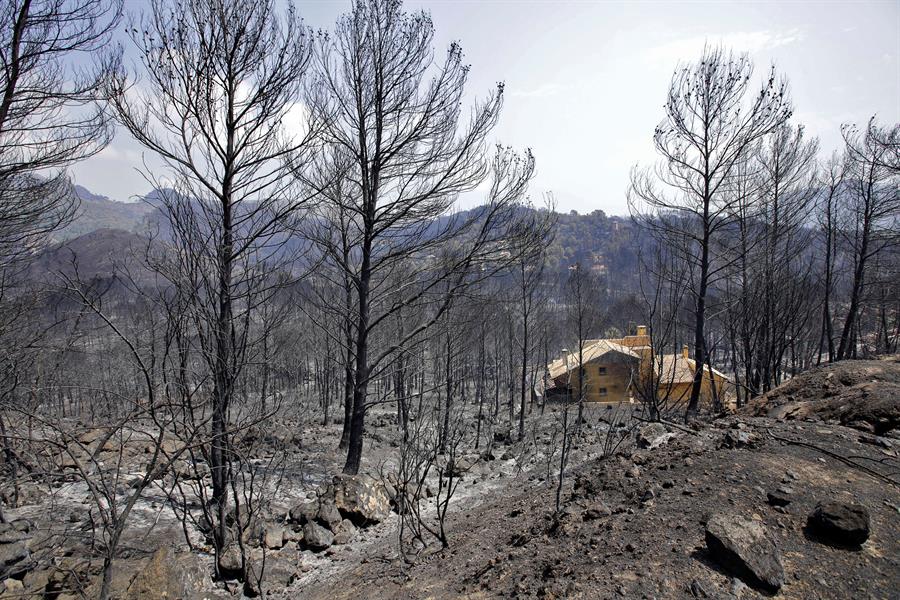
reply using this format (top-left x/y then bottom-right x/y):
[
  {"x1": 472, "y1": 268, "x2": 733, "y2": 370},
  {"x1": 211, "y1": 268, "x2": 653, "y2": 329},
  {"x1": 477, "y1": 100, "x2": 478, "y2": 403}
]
[
  {"x1": 705, "y1": 513, "x2": 784, "y2": 593},
  {"x1": 743, "y1": 358, "x2": 900, "y2": 435},
  {"x1": 807, "y1": 501, "x2": 870, "y2": 547}
]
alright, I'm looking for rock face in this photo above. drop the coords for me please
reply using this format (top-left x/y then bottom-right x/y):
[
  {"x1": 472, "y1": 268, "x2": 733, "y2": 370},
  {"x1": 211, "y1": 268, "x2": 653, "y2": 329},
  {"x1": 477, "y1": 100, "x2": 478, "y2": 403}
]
[
  {"x1": 332, "y1": 474, "x2": 391, "y2": 525},
  {"x1": 705, "y1": 514, "x2": 784, "y2": 593},
  {"x1": 807, "y1": 501, "x2": 870, "y2": 547},
  {"x1": 302, "y1": 522, "x2": 334, "y2": 550}
]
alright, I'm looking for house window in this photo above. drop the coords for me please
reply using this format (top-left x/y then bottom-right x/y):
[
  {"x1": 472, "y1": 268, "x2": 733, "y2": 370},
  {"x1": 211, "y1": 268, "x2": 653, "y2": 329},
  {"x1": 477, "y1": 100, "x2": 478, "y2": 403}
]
[
  {"x1": 599, "y1": 387, "x2": 608, "y2": 396},
  {"x1": 598, "y1": 366, "x2": 607, "y2": 375}
]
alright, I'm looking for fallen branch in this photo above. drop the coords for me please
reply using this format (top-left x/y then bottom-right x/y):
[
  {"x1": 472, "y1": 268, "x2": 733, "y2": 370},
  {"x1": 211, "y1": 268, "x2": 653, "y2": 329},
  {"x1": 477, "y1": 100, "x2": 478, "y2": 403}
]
[{"x1": 633, "y1": 415, "x2": 698, "y2": 436}]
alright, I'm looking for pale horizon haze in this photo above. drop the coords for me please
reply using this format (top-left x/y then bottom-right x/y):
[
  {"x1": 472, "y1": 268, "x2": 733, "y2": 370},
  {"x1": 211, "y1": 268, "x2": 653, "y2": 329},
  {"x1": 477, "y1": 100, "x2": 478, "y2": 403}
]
[{"x1": 71, "y1": 0, "x2": 900, "y2": 216}]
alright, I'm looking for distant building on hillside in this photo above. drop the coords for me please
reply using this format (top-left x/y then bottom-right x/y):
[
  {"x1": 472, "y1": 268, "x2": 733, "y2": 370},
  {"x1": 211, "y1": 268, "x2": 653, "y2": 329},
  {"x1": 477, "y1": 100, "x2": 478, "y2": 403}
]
[{"x1": 538, "y1": 326, "x2": 731, "y2": 407}]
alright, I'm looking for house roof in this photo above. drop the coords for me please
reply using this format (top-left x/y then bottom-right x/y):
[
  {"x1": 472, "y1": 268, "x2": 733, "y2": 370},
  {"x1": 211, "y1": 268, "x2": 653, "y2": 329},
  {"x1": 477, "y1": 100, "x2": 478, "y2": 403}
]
[
  {"x1": 655, "y1": 354, "x2": 730, "y2": 385},
  {"x1": 547, "y1": 339, "x2": 640, "y2": 380}
]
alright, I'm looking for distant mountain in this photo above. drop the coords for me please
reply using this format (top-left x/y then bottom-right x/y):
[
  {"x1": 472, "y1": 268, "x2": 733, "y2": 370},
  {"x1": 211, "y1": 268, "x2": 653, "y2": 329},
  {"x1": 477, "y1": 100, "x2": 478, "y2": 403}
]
[
  {"x1": 43, "y1": 185, "x2": 646, "y2": 295},
  {"x1": 29, "y1": 228, "x2": 152, "y2": 286},
  {"x1": 52, "y1": 186, "x2": 153, "y2": 242}
]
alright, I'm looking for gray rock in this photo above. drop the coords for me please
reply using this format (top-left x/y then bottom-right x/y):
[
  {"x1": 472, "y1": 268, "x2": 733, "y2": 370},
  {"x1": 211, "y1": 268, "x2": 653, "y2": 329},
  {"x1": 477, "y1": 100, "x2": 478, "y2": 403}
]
[
  {"x1": 767, "y1": 486, "x2": 793, "y2": 507},
  {"x1": 288, "y1": 500, "x2": 319, "y2": 524},
  {"x1": 218, "y1": 544, "x2": 243, "y2": 574},
  {"x1": 640, "y1": 486, "x2": 657, "y2": 504},
  {"x1": 263, "y1": 523, "x2": 285, "y2": 549},
  {"x1": 705, "y1": 513, "x2": 783, "y2": 593},
  {"x1": 0, "y1": 522, "x2": 30, "y2": 544},
  {"x1": 450, "y1": 454, "x2": 479, "y2": 476},
  {"x1": 244, "y1": 552, "x2": 298, "y2": 596},
  {"x1": 807, "y1": 501, "x2": 870, "y2": 547},
  {"x1": 317, "y1": 500, "x2": 343, "y2": 530},
  {"x1": 636, "y1": 422, "x2": 667, "y2": 449},
  {"x1": 582, "y1": 501, "x2": 612, "y2": 520},
  {"x1": 126, "y1": 546, "x2": 208, "y2": 600},
  {"x1": 688, "y1": 579, "x2": 709, "y2": 598},
  {"x1": 0, "y1": 540, "x2": 31, "y2": 578},
  {"x1": 721, "y1": 430, "x2": 754, "y2": 449},
  {"x1": 332, "y1": 519, "x2": 357, "y2": 545},
  {"x1": 302, "y1": 522, "x2": 334, "y2": 551}
]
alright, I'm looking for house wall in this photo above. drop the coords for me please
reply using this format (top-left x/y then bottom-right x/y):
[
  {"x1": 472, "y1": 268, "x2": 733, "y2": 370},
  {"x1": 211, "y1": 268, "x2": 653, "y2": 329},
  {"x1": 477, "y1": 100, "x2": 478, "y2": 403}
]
[
  {"x1": 658, "y1": 376, "x2": 728, "y2": 406},
  {"x1": 570, "y1": 361, "x2": 633, "y2": 403}
]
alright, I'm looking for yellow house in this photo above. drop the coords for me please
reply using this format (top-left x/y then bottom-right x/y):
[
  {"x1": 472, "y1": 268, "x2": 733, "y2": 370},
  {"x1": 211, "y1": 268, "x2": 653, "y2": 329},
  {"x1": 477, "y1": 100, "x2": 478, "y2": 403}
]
[
  {"x1": 541, "y1": 326, "x2": 731, "y2": 406},
  {"x1": 544, "y1": 339, "x2": 641, "y2": 403},
  {"x1": 651, "y1": 345, "x2": 731, "y2": 406}
]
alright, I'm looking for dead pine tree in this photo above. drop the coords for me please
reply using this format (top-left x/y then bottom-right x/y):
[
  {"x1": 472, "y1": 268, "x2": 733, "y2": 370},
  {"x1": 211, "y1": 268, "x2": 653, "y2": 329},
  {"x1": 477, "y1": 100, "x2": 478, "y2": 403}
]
[
  {"x1": 564, "y1": 262, "x2": 602, "y2": 433},
  {"x1": 835, "y1": 119, "x2": 900, "y2": 360},
  {"x1": 302, "y1": 0, "x2": 546, "y2": 475},
  {"x1": 630, "y1": 45, "x2": 792, "y2": 421},
  {"x1": 0, "y1": 0, "x2": 121, "y2": 270},
  {"x1": 106, "y1": 0, "x2": 318, "y2": 579}
]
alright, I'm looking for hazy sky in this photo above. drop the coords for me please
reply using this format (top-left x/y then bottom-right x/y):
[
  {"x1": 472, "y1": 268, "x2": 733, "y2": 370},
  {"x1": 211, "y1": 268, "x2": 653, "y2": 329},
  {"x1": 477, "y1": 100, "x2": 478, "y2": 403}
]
[{"x1": 71, "y1": 0, "x2": 900, "y2": 215}]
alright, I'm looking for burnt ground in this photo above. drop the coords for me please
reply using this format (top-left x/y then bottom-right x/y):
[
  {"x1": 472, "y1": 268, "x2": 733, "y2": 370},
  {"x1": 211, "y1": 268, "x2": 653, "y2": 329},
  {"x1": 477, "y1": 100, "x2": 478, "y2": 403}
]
[
  {"x1": 300, "y1": 404, "x2": 900, "y2": 598},
  {"x1": 2, "y1": 359, "x2": 898, "y2": 599}
]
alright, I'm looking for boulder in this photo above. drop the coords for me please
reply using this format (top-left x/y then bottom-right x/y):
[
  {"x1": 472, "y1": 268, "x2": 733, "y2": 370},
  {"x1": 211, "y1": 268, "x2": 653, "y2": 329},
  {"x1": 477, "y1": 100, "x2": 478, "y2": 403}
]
[
  {"x1": 807, "y1": 501, "x2": 870, "y2": 547},
  {"x1": 0, "y1": 522, "x2": 31, "y2": 544},
  {"x1": 721, "y1": 430, "x2": 755, "y2": 449},
  {"x1": 636, "y1": 422, "x2": 667, "y2": 449},
  {"x1": 331, "y1": 519, "x2": 357, "y2": 545},
  {"x1": 302, "y1": 523, "x2": 334, "y2": 551},
  {"x1": 263, "y1": 524, "x2": 286, "y2": 550},
  {"x1": 2, "y1": 578, "x2": 24, "y2": 594},
  {"x1": 244, "y1": 552, "x2": 299, "y2": 596},
  {"x1": 317, "y1": 500, "x2": 343, "y2": 530},
  {"x1": 332, "y1": 475, "x2": 391, "y2": 525},
  {"x1": 0, "y1": 540, "x2": 32, "y2": 579},
  {"x1": 217, "y1": 544, "x2": 243, "y2": 575},
  {"x1": 450, "y1": 454, "x2": 479, "y2": 477},
  {"x1": 78, "y1": 428, "x2": 105, "y2": 446},
  {"x1": 705, "y1": 513, "x2": 783, "y2": 593},
  {"x1": 288, "y1": 500, "x2": 319, "y2": 525}
]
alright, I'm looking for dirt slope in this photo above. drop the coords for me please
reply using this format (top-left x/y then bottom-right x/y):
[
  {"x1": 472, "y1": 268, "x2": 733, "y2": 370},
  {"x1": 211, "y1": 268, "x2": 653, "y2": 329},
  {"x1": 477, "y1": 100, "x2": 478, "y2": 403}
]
[{"x1": 299, "y1": 420, "x2": 900, "y2": 599}]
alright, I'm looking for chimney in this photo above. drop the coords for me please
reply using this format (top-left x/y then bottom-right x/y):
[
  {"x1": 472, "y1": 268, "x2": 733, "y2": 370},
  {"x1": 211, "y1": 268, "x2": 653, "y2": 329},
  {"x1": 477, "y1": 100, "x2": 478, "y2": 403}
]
[
  {"x1": 636, "y1": 325, "x2": 647, "y2": 336},
  {"x1": 682, "y1": 344, "x2": 689, "y2": 359}
]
